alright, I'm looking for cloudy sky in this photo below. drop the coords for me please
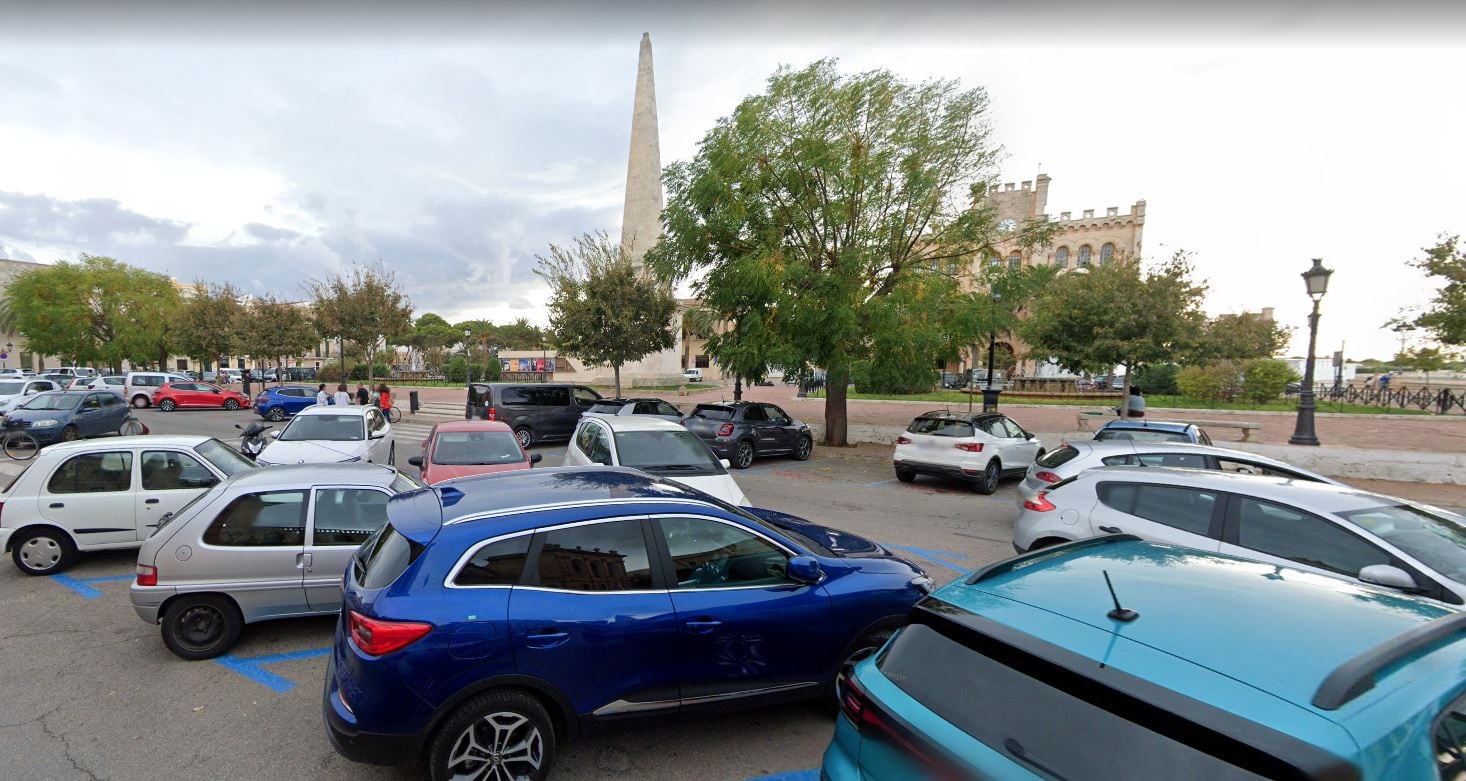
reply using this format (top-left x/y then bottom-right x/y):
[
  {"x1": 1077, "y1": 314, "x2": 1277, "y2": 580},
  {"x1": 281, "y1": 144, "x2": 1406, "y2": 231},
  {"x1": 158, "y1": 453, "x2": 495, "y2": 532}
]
[{"x1": 0, "y1": 1, "x2": 1461, "y2": 360}]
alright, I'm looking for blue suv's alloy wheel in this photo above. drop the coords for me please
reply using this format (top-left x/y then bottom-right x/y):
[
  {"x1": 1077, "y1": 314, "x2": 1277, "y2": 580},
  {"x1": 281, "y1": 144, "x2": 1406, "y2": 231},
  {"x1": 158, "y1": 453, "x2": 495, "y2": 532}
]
[{"x1": 429, "y1": 691, "x2": 554, "y2": 781}]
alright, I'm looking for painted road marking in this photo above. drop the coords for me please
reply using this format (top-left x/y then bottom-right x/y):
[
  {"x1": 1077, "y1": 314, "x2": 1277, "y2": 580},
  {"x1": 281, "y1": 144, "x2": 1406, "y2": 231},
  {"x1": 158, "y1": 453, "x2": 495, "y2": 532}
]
[
  {"x1": 215, "y1": 647, "x2": 332, "y2": 693},
  {"x1": 882, "y1": 543, "x2": 969, "y2": 571},
  {"x1": 50, "y1": 573, "x2": 134, "y2": 600}
]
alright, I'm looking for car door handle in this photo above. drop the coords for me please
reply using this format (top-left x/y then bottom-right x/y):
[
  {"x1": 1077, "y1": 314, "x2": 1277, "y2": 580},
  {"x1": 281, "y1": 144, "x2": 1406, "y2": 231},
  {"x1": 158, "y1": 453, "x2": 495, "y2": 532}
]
[
  {"x1": 296, "y1": 552, "x2": 313, "y2": 569},
  {"x1": 145, "y1": 498, "x2": 160, "y2": 505},
  {"x1": 49, "y1": 502, "x2": 64, "y2": 509},
  {"x1": 685, "y1": 618, "x2": 723, "y2": 634},
  {"x1": 1098, "y1": 525, "x2": 1122, "y2": 534},
  {"x1": 525, "y1": 629, "x2": 570, "y2": 649}
]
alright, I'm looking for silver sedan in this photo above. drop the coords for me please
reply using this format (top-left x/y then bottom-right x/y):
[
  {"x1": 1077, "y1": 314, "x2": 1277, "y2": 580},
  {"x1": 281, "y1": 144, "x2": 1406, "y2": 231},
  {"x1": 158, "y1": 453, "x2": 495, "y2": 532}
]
[
  {"x1": 1016, "y1": 439, "x2": 1340, "y2": 505},
  {"x1": 1013, "y1": 467, "x2": 1466, "y2": 604}
]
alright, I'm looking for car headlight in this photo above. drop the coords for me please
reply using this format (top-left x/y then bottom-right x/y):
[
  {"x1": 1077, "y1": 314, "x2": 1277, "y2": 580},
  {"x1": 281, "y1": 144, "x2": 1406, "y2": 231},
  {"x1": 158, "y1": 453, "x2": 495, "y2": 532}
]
[
  {"x1": 909, "y1": 575, "x2": 935, "y2": 594},
  {"x1": 30, "y1": 419, "x2": 59, "y2": 428}
]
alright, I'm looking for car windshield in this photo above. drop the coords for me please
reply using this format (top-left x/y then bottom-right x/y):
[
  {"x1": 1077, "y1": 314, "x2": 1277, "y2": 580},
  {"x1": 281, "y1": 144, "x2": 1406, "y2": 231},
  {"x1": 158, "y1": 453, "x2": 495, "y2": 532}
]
[
  {"x1": 196, "y1": 438, "x2": 258, "y2": 476},
  {"x1": 280, "y1": 414, "x2": 364, "y2": 441},
  {"x1": 0, "y1": 382, "x2": 24, "y2": 395},
  {"x1": 588, "y1": 402, "x2": 627, "y2": 414},
  {"x1": 908, "y1": 417, "x2": 974, "y2": 437},
  {"x1": 1095, "y1": 428, "x2": 1190, "y2": 444},
  {"x1": 1340, "y1": 504, "x2": 1466, "y2": 580},
  {"x1": 431, "y1": 431, "x2": 524, "y2": 466},
  {"x1": 613, "y1": 430, "x2": 723, "y2": 474},
  {"x1": 20, "y1": 393, "x2": 80, "y2": 411}
]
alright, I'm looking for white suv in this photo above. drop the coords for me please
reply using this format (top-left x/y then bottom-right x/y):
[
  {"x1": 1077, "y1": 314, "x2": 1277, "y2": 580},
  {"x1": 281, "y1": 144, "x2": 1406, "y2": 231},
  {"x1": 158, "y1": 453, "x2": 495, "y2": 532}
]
[
  {"x1": 892, "y1": 410, "x2": 1043, "y2": 495},
  {"x1": 683, "y1": 368, "x2": 703, "y2": 382},
  {"x1": 0, "y1": 436, "x2": 258, "y2": 575},
  {"x1": 124, "y1": 371, "x2": 190, "y2": 408}
]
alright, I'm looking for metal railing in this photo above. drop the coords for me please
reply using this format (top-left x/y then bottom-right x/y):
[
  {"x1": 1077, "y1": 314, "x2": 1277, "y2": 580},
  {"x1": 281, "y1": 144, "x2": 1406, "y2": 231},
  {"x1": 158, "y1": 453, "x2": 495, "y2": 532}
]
[{"x1": 1300, "y1": 383, "x2": 1466, "y2": 415}]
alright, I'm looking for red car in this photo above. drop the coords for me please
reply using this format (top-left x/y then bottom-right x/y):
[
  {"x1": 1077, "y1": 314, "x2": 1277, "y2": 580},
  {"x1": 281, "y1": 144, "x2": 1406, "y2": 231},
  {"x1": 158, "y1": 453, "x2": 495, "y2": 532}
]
[
  {"x1": 153, "y1": 382, "x2": 252, "y2": 412},
  {"x1": 408, "y1": 420, "x2": 541, "y2": 485}
]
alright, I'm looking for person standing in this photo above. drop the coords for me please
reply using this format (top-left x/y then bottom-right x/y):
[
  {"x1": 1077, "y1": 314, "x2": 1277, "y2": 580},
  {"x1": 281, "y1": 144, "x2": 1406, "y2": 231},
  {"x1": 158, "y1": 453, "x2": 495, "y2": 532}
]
[
  {"x1": 334, "y1": 383, "x2": 352, "y2": 407},
  {"x1": 376, "y1": 383, "x2": 393, "y2": 414},
  {"x1": 355, "y1": 384, "x2": 370, "y2": 406},
  {"x1": 1378, "y1": 371, "x2": 1392, "y2": 392},
  {"x1": 316, "y1": 383, "x2": 331, "y2": 406}
]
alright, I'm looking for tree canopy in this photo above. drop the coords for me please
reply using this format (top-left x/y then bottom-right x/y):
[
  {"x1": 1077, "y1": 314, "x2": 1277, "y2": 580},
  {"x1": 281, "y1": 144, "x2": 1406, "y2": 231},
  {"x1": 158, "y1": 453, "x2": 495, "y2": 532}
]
[
  {"x1": 1194, "y1": 311, "x2": 1291, "y2": 364},
  {"x1": 307, "y1": 263, "x2": 413, "y2": 382},
  {"x1": 238, "y1": 296, "x2": 319, "y2": 379},
  {"x1": 1401, "y1": 234, "x2": 1466, "y2": 346},
  {"x1": 175, "y1": 282, "x2": 243, "y2": 370}
]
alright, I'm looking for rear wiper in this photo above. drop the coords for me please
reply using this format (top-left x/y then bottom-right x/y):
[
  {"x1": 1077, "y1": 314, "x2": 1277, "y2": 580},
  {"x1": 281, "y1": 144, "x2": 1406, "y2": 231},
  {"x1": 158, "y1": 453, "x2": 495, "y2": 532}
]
[{"x1": 1003, "y1": 738, "x2": 1070, "y2": 781}]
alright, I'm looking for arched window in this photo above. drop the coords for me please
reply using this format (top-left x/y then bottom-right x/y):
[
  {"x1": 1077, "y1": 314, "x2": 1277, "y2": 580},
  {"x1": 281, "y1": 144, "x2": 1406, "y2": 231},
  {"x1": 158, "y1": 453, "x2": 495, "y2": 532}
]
[
  {"x1": 1100, "y1": 243, "x2": 1115, "y2": 264},
  {"x1": 1055, "y1": 247, "x2": 1070, "y2": 267},
  {"x1": 1008, "y1": 254, "x2": 1021, "y2": 270},
  {"x1": 1078, "y1": 245, "x2": 1092, "y2": 266}
]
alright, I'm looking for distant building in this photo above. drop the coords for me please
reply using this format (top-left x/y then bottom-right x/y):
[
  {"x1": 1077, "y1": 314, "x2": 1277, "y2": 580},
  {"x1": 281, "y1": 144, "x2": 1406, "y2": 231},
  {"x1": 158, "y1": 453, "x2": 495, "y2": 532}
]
[{"x1": 0, "y1": 258, "x2": 66, "y2": 371}]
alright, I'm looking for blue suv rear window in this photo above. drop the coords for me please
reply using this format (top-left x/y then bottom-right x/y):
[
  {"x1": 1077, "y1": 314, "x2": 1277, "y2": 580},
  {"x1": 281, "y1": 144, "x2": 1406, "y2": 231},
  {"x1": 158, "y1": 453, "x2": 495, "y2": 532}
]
[
  {"x1": 355, "y1": 523, "x2": 424, "y2": 589},
  {"x1": 455, "y1": 535, "x2": 531, "y2": 586}
]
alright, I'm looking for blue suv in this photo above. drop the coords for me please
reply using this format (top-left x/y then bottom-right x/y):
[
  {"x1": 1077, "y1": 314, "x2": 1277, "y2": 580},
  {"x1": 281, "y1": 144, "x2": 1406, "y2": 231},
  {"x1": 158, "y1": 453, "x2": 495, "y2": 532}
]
[
  {"x1": 824, "y1": 535, "x2": 1466, "y2": 780},
  {"x1": 1094, "y1": 418, "x2": 1213, "y2": 445},
  {"x1": 323, "y1": 467, "x2": 932, "y2": 779},
  {"x1": 254, "y1": 385, "x2": 320, "y2": 421}
]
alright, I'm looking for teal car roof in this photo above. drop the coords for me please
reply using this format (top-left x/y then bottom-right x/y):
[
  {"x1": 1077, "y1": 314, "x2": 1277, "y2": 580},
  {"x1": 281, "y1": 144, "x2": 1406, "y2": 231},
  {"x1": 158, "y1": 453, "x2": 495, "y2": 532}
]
[{"x1": 942, "y1": 540, "x2": 1466, "y2": 731}]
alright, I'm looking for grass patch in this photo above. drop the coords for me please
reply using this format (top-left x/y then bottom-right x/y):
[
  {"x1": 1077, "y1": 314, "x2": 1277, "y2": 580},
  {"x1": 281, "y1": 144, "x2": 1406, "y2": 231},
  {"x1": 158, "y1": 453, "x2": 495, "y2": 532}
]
[
  {"x1": 589, "y1": 383, "x2": 719, "y2": 393},
  {"x1": 803, "y1": 389, "x2": 1431, "y2": 415}
]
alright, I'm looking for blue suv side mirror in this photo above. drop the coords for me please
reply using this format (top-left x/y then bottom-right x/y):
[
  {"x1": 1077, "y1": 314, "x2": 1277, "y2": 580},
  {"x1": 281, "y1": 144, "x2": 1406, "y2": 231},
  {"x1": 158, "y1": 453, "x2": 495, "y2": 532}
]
[{"x1": 788, "y1": 555, "x2": 824, "y2": 584}]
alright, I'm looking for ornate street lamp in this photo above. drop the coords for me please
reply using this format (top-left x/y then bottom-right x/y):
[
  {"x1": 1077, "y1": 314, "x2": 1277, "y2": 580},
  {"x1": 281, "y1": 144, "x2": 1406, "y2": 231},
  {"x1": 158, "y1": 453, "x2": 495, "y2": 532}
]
[
  {"x1": 463, "y1": 328, "x2": 473, "y2": 392},
  {"x1": 1289, "y1": 258, "x2": 1333, "y2": 446},
  {"x1": 983, "y1": 290, "x2": 1003, "y2": 413}
]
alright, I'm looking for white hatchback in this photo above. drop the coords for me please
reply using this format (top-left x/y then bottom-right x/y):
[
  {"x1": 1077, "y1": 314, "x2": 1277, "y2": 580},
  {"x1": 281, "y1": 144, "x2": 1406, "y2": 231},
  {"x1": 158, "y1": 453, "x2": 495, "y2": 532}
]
[
  {"x1": 256, "y1": 405, "x2": 395, "y2": 467},
  {"x1": 566, "y1": 415, "x2": 751, "y2": 506},
  {"x1": 892, "y1": 410, "x2": 1043, "y2": 494}
]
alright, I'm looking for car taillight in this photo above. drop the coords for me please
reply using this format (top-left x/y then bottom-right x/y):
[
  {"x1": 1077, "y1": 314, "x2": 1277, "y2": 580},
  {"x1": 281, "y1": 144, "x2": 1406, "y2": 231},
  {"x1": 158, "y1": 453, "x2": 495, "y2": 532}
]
[
  {"x1": 895, "y1": 435, "x2": 911, "y2": 445},
  {"x1": 954, "y1": 442, "x2": 984, "y2": 452},
  {"x1": 349, "y1": 611, "x2": 432, "y2": 656},
  {"x1": 839, "y1": 671, "x2": 958, "y2": 780},
  {"x1": 1033, "y1": 470, "x2": 1063, "y2": 483},
  {"x1": 716, "y1": 423, "x2": 734, "y2": 437},
  {"x1": 135, "y1": 564, "x2": 157, "y2": 587},
  {"x1": 1023, "y1": 492, "x2": 1057, "y2": 512}
]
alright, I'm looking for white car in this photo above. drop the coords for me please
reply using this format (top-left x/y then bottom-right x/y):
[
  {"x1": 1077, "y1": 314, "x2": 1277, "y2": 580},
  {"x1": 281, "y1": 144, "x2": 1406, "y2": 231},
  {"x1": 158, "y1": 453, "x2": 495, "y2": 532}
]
[
  {"x1": 0, "y1": 435, "x2": 258, "y2": 575},
  {"x1": 0, "y1": 377, "x2": 63, "y2": 415},
  {"x1": 124, "y1": 371, "x2": 191, "y2": 408},
  {"x1": 256, "y1": 404, "x2": 395, "y2": 467},
  {"x1": 682, "y1": 368, "x2": 703, "y2": 383},
  {"x1": 892, "y1": 410, "x2": 1043, "y2": 495},
  {"x1": 566, "y1": 415, "x2": 751, "y2": 506},
  {"x1": 82, "y1": 375, "x2": 128, "y2": 398}
]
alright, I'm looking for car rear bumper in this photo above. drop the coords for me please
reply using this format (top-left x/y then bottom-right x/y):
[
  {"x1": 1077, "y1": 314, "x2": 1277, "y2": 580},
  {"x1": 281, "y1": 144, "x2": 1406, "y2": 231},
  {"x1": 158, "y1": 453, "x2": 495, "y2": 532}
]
[
  {"x1": 892, "y1": 459, "x2": 983, "y2": 481},
  {"x1": 322, "y1": 653, "x2": 422, "y2": 767},
  {"x1": 129, "y1": 584, "x2": 175, "y2": 624},
  {"x1": 0, "y1": 527, "x2": 13, "y2": 553}
]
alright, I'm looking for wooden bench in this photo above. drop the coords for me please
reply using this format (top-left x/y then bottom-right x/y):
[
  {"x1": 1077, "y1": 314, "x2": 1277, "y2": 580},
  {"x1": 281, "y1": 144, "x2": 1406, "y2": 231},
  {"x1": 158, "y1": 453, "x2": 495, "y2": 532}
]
[
  {"x1": 1180, "y1": 419, "x2": 1263, "y2": 442},
  {"x1": 1075, "y1": 410, "x2": 1114, "y2": 430}
]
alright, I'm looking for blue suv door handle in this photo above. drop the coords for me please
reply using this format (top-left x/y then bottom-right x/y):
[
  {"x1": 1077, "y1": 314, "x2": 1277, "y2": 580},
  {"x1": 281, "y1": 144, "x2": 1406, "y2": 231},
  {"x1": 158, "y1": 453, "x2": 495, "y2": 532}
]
[
  {"x1": 525, "y1": 629, "x2": 570, "y2": 649},
  {"x1": 685, "y1": 618, "x2": 723, "y2": 634}
]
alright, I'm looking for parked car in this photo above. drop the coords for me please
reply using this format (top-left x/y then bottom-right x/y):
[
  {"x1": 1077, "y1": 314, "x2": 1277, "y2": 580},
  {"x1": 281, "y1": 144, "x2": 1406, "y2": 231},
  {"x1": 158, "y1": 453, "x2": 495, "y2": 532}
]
[
  {"x1": 322, "y1": 467, "x2": 933, "y2": 778},
  {"x1": 215, "y1": 369, "x2": 242, "y2": 384},
  {"x1": 682, "y1": 367, "x2": 703, "y2": 382},
  {"x1": 1013, "y1": 467, "x2": 1466, "y2": 604},
  {"x1": 261, "y1": 368, "x2": 279, "y2": 382},
  {"x1": 464, "y1": 382, "x2": 602, "y2": 448},
  {"x1": 682, "y1": 401, "x2": 813, "y2": 469},
  {"x1": 1093, "y1": 418, "x2": 1213, "y2": 445},
  {"x1": 1017, "y1": 439, "x2": 1341, "y2": 504},
  {"x1": 0, "y1": 368, "x2": 23, "y2": 379},
  {"x1": 823, "y1": 535, "x2": 1466, "y2": 781},
  {"x1": 281, "y1": 366, "x2": 317, "y2": 382},
  {"x1": 130, "y1": 463, "x2": 421, "y2": 659},
  {"x1": 82, "y1": 375, "x2": 127, "y2": 399},
  {"x1": 0, "y1": 435, "x2": 257, "y2": 575},
  {"x1": 124, "y1": 371, "x2": 191, "y2": 408},
  {"x1": 566, "y1": 415, "x2": 750, "y2": 505},
  {"x1": 65, "y1": 377, "x2": 94, "y2": 390},
  {"x1": 5, "y1": 390, "x2": 132, "y2": 444},
  {"x1": 254, "y1": 385, "x2": 322, "y2": 421},
  {"x1": 256, "y1": 404, "x2": 395, "y2": 466},
  {"x1": 581, "y1": 397, "x2": 682, "y2": 422},
  {"x1": 408, "y1": 420, "x2": 541, "y2": 485},
  {"x1": 0, "y1": 377, "x2": 61, "y2": 415},
  {"x1": 152, "y1": 382, "x2": 252, "y2": 412},
  {"x1": 52, "y1": 366, "x2": 98, "y2": 379},
  {"x1": 892, "y1": 410, "x2": 1042, "y2": 494}
]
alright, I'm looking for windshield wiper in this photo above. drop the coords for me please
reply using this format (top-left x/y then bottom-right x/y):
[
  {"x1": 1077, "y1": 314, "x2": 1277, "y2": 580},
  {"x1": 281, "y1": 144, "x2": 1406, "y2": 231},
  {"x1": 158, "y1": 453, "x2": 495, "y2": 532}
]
[{"x1": 642, "y1": 464, "x2": 700, "y2": 470}]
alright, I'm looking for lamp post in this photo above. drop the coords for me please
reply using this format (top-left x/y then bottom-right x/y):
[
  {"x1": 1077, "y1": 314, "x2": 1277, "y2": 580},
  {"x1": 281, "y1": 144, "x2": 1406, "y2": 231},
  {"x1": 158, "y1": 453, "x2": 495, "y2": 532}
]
[
  {"x1": 3, "y1": 342, "x2": 11, "y2": 369},
  {"x1": 463, "y1": 328, "x2": 472, "y2": 392},
  {"x1": 540, "y1": 342, "x2": 547, "y2": 383},
  {"x1": 1289, "y1": 258, "x2": 1333, "y2": 446},
  {"x1": 982, "y1": 290, "x2": 1003, "y2": 413}
]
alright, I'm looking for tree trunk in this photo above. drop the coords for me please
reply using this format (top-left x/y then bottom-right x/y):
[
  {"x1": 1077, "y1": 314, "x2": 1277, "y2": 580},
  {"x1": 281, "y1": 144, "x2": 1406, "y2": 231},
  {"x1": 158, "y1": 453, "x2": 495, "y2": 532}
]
[
  {"x1": 824, "y1": 365, "x2": 849, "y2": 446},
  {"x1": 1120, "y1": 362, "x2": 1133, "y2": 417},
  {"x1": 613, "y1": 363, "x2": 622, "y2": 398}
]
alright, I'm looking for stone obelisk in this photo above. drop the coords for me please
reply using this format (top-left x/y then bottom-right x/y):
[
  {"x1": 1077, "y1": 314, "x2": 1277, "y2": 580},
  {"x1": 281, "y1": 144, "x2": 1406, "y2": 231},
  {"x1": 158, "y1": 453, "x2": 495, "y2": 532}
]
[{"x1": 620, "y1": 32, "x2": 663, "y2": 270}]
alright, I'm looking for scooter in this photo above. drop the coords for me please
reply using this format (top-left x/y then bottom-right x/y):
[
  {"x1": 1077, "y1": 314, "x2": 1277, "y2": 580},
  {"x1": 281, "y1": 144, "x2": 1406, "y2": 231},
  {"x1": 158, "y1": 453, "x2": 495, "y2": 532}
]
[{"x1": 235, "y1": 422, "x2": 271, "y2": 461}]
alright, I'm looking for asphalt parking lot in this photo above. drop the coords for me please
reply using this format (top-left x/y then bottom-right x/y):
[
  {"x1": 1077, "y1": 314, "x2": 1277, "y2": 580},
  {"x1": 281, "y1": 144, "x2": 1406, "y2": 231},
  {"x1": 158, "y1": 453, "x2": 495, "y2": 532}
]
[{"x1": 0, "y1": 406, "x2": 1018, "y2": 780}]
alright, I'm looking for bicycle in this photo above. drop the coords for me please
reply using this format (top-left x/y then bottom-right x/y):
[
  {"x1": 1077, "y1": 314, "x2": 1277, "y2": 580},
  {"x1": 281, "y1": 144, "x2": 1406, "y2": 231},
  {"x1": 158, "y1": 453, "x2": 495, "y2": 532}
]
[
  {"x1": 2, "y1": 419, "x2": 40, "y2": 460},
  {"x1": 383, "y1": 406, "x2": 402, "y2": 423},
  {"x1": 120, "y1": 415, "x2": 146, "y2": 437}
]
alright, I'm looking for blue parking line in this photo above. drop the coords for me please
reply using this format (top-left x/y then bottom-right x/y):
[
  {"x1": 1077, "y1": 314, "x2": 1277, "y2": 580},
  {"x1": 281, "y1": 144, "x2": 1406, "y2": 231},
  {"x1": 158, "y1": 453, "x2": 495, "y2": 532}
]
[
  {"x1": 215, "y1": 647, "x2": 332, "y2": 693},
  {"x1": 882, "y1": 543, "x2": 969, "y2": 570},
  {"x1": 50, "y1": 573, "x2": 134, "y2": 600},
  {"x1": 745, "y1": 771, "x2": 818, "y2": 781}
]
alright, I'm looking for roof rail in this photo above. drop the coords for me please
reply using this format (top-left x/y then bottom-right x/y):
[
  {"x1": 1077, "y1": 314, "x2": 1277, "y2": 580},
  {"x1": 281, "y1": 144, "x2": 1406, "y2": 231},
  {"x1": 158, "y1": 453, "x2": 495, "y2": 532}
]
[
  {"x1": 966, "y1": 534, "x2": 1141, "y2": 585},
  {"x1": 1312, "y1": 612, "x2": 1466, "y2": 710}
]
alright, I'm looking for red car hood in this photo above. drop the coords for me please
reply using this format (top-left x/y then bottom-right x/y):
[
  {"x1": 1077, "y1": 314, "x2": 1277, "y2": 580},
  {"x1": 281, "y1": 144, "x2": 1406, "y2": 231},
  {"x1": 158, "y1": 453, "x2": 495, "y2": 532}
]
[{"x1": 424, "y1": 461, "x2": 531, "y2": 485}]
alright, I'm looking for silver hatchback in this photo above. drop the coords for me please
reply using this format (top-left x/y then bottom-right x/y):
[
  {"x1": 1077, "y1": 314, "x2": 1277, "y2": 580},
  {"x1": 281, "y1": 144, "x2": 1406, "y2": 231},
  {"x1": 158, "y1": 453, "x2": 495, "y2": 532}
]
[{"x1": 130, "y1": 463, "x2": 422, "y2": 659}]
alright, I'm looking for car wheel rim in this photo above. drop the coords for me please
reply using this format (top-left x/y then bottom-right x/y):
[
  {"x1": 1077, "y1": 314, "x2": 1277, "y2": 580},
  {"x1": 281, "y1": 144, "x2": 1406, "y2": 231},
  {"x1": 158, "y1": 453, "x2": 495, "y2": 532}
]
[
  {"x1": 797, "y1": 438, "x2": 810, "y2": 458},
  {"x1": 985, "y1": 463, "x2": 999, "y2": 490},
  {"x1": 174, "y1": 604, "x2": 225, "y2": 650},
  {"x1": 19, "y1": 537, "x2": 61, "y2": 571},
  {"x1": 447, "y1": 711, "x2": 544, "y2": 781},
  {"x1": 517, "y1": 430, "x2": 531, "y2": 449},
  {"x1": 269, "y1": 409, "x2": 284, "y2": 421},
  {"x1": 738, "y1": 443, "x2": 753, "y2": 468},
  {"x1": 62, "y1": 428, "x2": 79, "y2": 441},
  {"x1": 225, "y1": 400, "x2": 238, "y2": 410}
]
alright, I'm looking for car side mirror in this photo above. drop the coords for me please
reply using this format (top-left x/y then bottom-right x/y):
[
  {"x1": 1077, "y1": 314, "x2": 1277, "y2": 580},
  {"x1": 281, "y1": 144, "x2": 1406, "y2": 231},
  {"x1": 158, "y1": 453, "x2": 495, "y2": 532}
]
[
  {"x1": 407, "y1": 455, "x2": 423, "y2": 467},
  {"x1": 269, "y1": 430, "x2": 282, "y2": 440},
  {"x1": 370, "y1": 429, "x2": 386, "y2": 439},
  {"x1": 530, "y1": 453, "x2": 543, "y2": 465},
  {"x1": 211, "y1": 389, "x2": 220, "y2": 394},
  {"x1": 787, "y1": 555, "x2": 824, "y2": 585},
  {"x1": 1358, "y1": 564, "x2": 1422, "y2": 592},
  {"x1": 720, "y1": 458, "x2": 731, "y2": 469}
]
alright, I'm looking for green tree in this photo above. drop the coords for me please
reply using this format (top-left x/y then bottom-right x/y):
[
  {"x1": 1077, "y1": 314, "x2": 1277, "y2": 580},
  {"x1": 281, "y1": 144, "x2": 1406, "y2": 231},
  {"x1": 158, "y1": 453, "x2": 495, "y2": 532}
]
[
  {"x1": 1397, "y1": 345, "x2": 1452, "y2": 385},
  {"x1": 408, "y1": 312, "x2": 461, "y2": 366},
  {"x1": 651, "y1": 61, "x2": 1043, "y2": 445},
  {"x1": 1021, "y1": 252, "x2": 1208, "y2": 401},
  {"x1": 1131, "y1": 362, "x2": 1180, "y2": 395},
  {"x1": 307, "y1": 263, "x2": 413, "y2": 382},
  {"x1": 1176, "y1": 362, "x2": 1240, "y2": 404},
  {"x1": 175, "y1": 282, "x2": 243, "y2": 372},
  {"x1": 238, "y1": 296, "x2": 319, "y2": 380},
  {"x1": 1194, "y1": 312, "x2": 1291, "y2": 364},
  {"x1": 1401, "y1": 235, "x2": 1466, "y2": 346},
  {"x1": 1240, "y1": 358, "x2": 1299, "y2": 404},
  {"x1": 538, "y1": 232, "x2": 676, "y2": 398}
]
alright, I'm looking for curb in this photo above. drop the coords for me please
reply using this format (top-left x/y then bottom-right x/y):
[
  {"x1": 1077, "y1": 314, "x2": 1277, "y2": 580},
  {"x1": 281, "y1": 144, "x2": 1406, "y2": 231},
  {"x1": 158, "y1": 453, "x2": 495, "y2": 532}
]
[{"x1": 800, "y1": 395, "x2": 1454, "y2": 421}]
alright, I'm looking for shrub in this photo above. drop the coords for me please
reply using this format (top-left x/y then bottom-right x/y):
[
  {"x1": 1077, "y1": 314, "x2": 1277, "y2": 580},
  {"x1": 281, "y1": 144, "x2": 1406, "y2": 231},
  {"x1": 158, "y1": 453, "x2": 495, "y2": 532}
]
[
  {"x1": 348, "y1": 363, "x2": 391, "y2": 381},
  {"x1": 852, "y1": 358, "x2": 937, "y2": 395},
  {"x1": 446, "y1": 357, "x2": 490, "y2": 384},
  {"x1": 317, "y1": 366, "x2": 342, "y2": 384},
  {"x1": 1176, "y1": 361, "x2": 1241, "y2": 403},
  {"x1": 1240, "y1": 358, "x2": 1299, "y2": 404},
  {"x1": 1131, "y1": 363, "x2": 1180, "y2": 395}
]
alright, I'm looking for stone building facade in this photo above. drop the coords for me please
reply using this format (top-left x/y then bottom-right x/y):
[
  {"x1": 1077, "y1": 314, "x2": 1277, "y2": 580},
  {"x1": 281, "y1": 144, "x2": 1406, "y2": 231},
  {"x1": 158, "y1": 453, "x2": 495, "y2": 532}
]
[{"x1": 0, "y1": 258, "x2": 65, "y2": 371}]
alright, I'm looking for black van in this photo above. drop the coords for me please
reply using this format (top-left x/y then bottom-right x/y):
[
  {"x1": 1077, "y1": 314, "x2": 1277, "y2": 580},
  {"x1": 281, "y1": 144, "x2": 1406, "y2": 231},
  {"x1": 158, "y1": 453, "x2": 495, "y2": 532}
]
[{"x1": 467, "y1": 383, "x2": 602, "y2": 448}]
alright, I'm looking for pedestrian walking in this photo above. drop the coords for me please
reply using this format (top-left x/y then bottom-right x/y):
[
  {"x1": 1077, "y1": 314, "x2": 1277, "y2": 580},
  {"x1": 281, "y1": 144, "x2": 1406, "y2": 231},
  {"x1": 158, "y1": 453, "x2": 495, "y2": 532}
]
[
  {"x1": 316, "y1": 383, "x2": 330, "y2": 406},
  {"x1": 1378, "y1": 372, "x2": 1392, "y2": 391},
  {"x1": 376, "y1": 383, "x2": 393, "y2": 414},
  {"x1": 355, "y1": 384, "x2": 370, "y2": 406},
  {"x1": 334, "y1": 383, "x2": 352, "y2": 407}
]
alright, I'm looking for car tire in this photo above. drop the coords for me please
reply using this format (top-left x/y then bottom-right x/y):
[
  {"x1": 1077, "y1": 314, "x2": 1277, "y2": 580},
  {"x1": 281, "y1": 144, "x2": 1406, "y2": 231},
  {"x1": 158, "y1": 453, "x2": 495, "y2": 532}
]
[
  {"x1": 974, "y1": 459, "x2": 1000, "y2": 495},
  {"x1": 223, "y1": 399, "x2": 240, "y2": 411},
  {"x1": 428, "y1": 689, "x2": 555, "y2": 781},
  {"x1": 266, "y1": 407, "x2": 286, "y2": 422},
  {"x1": 514, "y1": 427, "x2": 533, "y2": 449},
  {"x1": 733, "y1": 440, "x2": 755, "y2": 469},
  {"x1": 131, "y1": 395, "x2": 150, "y2": 409},
  {"x1": 11, "y1": 527, "x2": 76, "y2": 576},
  {"x1": 160, "y1": 594, "x2": 243, "y2": 661},
  {"x1": 159, "y1": 399, "x2": 177, "y2": 412},
  {"x1": 793, "y1": 435, "x2": 813, "y2": 461},
  {"x1": 60, "y1": 425, "x2": 81, "y2": 442},
  {"x1": 894, "y1": 467, "x2": 916, "y2": 483},
  {"x1": 832, "y1": 627, "x2": 896, "y2": 705}
]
